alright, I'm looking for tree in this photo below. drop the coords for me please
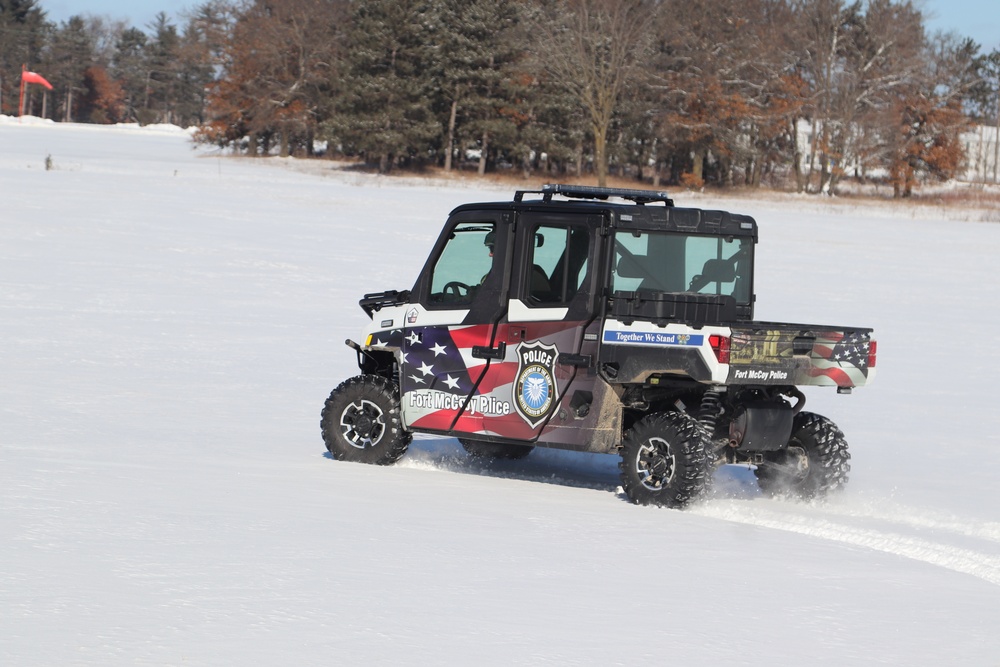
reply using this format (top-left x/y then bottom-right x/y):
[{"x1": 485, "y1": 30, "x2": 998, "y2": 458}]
[
  {"x1": 526, "y1": 70, "x2": 591, "y2": 178},
  {"x1": 201, "y1": 0, "x2": 344, "y2": 154},
  {"x1": 885, "y1": 34, "x2": 977, "y2": 197},
  {"x1": 324, "y1": 0, "x2": 439, "y2": 171},
  {"x1": 986, "y1": 50, "x2": 1000, "y2": 183},
  {"x1": 144, "y1": 13, "x2": 182, "y2": 124},
  {"x1": 0, "y1": 0, "x2": 47, "y2": 115},
  {"x1": 966, "y1": 46, "x2": 1000, "y2": 184},
  {"x1": 530, "y1": 0, "x2": 656, "y2": 186},
  {"x1": 81, "y1": 64, "x2": 125, "y2": 122},
  {"x1": 172, "y1": 2, "x2": 234, "y2": 127},
  {"x1": 40, "y1": 16, "x2": 95, "y2": 121},
  {"x1": 432, "y1": 0, "x2": 524, "y2": 173},
  {"x1": 796, "y1": 0, "x2": 929, "y2": 194},
  {"x1": 112, "y1": 26, "x2": 148, "y2": 122},
  {"x1": 652, "y1": 0, "x2": 807, "y2": 189}
]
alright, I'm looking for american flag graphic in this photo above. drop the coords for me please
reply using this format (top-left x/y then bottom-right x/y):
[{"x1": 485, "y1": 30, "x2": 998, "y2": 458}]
[
  {"x1": 401, "y1": 325, "x2": 481, "y2": 396},
  {"x1": 804, "y1": 331, "x2": 872, "y2": 387},
  {"x1": 401, "y1": 324, "x2": 509, "y2": 433},
  {"x1": 399, "y1": 322, "x2": 583, "y2": 437}
]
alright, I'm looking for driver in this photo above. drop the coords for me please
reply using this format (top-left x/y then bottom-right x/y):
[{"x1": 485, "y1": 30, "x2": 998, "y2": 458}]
[
  {"x1": 480, "y1": 230, "x2": 496, "y2": 285},
  {"x1": 484, "y1": 229, "x2": 552, "y2": 298}
]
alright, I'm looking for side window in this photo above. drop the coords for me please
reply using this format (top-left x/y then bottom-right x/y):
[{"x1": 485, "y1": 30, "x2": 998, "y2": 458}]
[
  {"x1": 429, "y1": 222, "x2": 495, "y2": 306},
  {"x1": 612, "y1": 233, "x2": 650, "y2": 292},
  {"x1": 525, "y1": 224, "x2": 590, "y2": 306}
]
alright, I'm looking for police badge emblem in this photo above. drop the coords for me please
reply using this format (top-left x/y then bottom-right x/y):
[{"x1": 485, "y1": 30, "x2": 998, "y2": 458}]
[{"x1": 513, "y1": 341, "x2": 559, "y2": 428}]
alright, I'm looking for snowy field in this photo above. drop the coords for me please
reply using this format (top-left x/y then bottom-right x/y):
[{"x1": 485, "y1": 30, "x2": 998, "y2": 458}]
[{"x1": 3, "y1": 117, "x2": 1000, "y2": 665}]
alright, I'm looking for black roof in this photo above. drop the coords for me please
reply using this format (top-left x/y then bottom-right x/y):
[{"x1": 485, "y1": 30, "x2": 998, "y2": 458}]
[{"x1": 450, "y1": 184, "x2": 757, "y2": 239}]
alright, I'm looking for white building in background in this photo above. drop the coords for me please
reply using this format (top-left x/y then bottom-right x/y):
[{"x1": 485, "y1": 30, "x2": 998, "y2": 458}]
[
  {"x1": 794, "y1": 119, "x2": 999, "y2": 187},
  {"x1": 962, "y1": 124, "x2": 1000, "y2": 183}
]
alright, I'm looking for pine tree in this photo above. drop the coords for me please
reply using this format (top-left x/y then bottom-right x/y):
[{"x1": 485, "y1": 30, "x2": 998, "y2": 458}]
[
  {"x1": 172, "y1": 2, "x2": 235, "y2": 128},
  {"x1": 324, "y1": 0, "x2": 441, "y2": 172},
  {"x1": 431, "y1": 0, "x2": 524, "y2": 173},
  {"x1": 41, "y1": 16, "x2": 95, "y2": 121},
  {"x1": 0, "y1": 0, "x2": 47, "y2": 115},
  {"x1": 145, "y1": 13, "x2": 182, "y2": 124},
  {"x1": 112, "y1": 27, "x2": 149, "y2": 123}
]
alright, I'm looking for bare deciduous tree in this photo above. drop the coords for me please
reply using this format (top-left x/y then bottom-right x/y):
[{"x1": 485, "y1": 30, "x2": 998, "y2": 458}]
[
  {"x1": 202, "y1": 0, "x2": 344, "y2": 156},
  {"x1": 531, "y1": 0, "x2": 655, "y2": 186}
]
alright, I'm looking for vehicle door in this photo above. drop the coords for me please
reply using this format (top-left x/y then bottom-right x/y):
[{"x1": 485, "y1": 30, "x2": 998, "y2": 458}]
[
  {"x1": 398, "y1": 210, "x2": 513, "y2": 434},
  {"x1": 477, "y1": 213, "x2": 603, "y2": 443}
]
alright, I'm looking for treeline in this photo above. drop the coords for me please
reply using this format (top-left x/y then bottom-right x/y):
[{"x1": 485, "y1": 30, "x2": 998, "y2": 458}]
[
  {"x1": 4, "y1": 0, "x2": 1000, "y2": 196},
  {"x1": 0, "y1": 0, "x2": 226, "y2": 126}
]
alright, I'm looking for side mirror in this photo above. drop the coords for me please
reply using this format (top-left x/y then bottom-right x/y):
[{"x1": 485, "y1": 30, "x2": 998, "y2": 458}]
[{"x1": 535, "y1": 233, "x2": 545, "y2": 248}]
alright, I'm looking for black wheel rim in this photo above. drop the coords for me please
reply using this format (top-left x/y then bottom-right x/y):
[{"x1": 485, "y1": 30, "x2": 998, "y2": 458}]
[
  {"x1": 636, "y1": 437, "x2": 675, "y2": 491},
  {"x1": 340, "y1": 399, "x2": 386, "y2": 449}
]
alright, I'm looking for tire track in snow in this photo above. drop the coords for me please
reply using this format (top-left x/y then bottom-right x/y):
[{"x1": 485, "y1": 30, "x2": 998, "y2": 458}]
[
  {"x1": 694, "y1": 501, "x2": 1000, "y2": 587},
  {"x1": 809, "y1": 501, "x2": 1000, "y2": 545},
  {"x1": 405, "y1": 439, "x2": 1000, "y2": 585}
]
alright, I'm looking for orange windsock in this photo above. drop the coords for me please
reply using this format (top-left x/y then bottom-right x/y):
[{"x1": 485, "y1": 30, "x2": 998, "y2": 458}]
[{"x1": 22, "y1": 70, "x2": 53, "y2": 90}]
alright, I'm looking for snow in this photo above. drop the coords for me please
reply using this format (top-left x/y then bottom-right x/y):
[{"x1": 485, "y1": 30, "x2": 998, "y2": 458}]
[{"x1": 3, "y1": 117, "x2": 1000, "y2": 665}]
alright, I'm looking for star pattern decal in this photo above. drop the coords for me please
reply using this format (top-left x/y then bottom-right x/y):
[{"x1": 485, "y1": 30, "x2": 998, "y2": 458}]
[
  {"x1": 401, "y1": 326, "x2": 479, "y2": 396},
  {"x1": 807, "y1": 331, "x2": 873, "y2": 387},
  {"x1": 831, "y1": 332, "x2": 869, "y2": 368},
  {"x1": 366, "y1": 329, "x2": 403, "y2": 350}
]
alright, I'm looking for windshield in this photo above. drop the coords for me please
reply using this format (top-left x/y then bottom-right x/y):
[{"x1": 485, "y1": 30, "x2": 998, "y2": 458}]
[
  {"x1": 612, "y1": 231, "x2": 752, "y2": 305},
  {"x1": 429, "y1": 222, "x2": 495, "y2": 305}
]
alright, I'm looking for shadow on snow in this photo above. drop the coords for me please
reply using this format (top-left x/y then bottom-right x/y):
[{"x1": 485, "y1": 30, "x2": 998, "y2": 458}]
[{"x1": 324, "y1": 435, "x2": 764, "y2": 503}]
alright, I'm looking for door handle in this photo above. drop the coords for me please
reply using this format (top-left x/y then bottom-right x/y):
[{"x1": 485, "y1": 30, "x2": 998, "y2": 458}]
[
  {"x1": 558, "y1": 353, "x2": 592, "y2": 368},
  {"x1": 471, "y1": 342, "x2": 506, "y2": 360}
]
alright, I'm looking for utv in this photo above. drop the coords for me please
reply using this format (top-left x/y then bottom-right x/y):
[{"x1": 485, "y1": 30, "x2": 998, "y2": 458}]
[{"x1": 321, "y1": 185, "x2": 875, "y2": 508}]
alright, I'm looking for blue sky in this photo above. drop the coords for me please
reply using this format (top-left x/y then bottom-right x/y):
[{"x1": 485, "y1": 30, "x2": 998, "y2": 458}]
[
  {"x1": 42, "y1": 0, "x2": 184, "y2": 31},
  {"x1": 921, "y1": 0, "x2": 1000, "y2": 52},
  {"x1": 39, "y1": 0, "x2": 1000, "y2": 53}
]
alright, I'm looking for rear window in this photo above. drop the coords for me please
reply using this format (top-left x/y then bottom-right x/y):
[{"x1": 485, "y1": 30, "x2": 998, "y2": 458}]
[{"x1": 612, "y1": 231, "x2": 753, "y2": 305}]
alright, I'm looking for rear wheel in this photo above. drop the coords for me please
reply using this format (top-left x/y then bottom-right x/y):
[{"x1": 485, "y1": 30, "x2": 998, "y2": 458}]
[
  {"x1": 459, "y1": 438, "x2": 534, "y2": 460},
  {"x1": 754, "y1": 411, "x2": 850, "y2": 499},
  {"x1": 321, "y1": 375, "x2": 411, "y2": 465},
  {"x1": 619, "y1": 412, "x2": 708, "y2": 508}
]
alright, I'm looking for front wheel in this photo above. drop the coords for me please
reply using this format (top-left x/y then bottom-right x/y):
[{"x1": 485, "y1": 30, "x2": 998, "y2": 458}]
[
  {"x1": 321, "y1": 375, "x2": 411, "y2": 465},
  {"x1": 619, "y1": 412, "x2": 708, "y2": 508},
  {"x1": 754, "y1": 411, "x2": 850, "y2": 499}
]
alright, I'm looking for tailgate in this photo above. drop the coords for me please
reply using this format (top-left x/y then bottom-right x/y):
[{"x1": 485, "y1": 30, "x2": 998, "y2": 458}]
[{"x1": 727, "y1": 324, "x2": 875, "y2": 388}]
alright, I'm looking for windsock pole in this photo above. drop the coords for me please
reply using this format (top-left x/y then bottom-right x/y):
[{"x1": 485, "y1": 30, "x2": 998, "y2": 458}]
[{"x1": 19, "y1": 64, "x2": 26, "y2": 119}]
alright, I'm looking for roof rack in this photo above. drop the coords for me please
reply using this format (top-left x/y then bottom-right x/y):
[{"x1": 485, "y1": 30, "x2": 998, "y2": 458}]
[{"x1": 513, "y1": 183, "x2": 674, "y2": 206}]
